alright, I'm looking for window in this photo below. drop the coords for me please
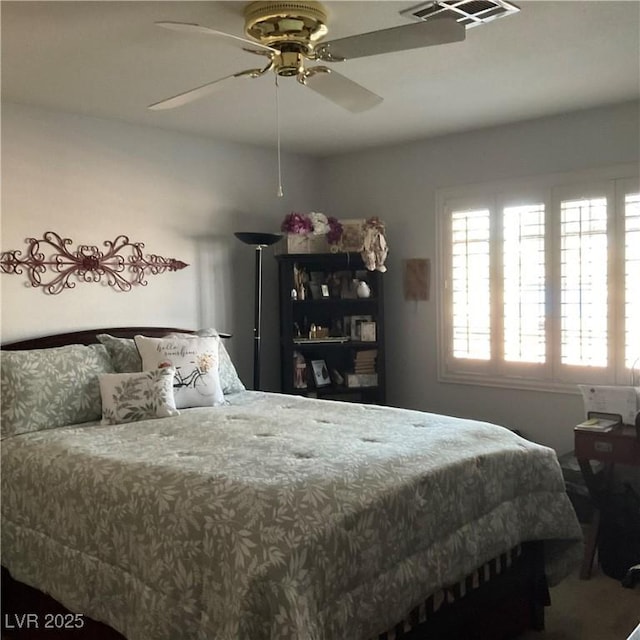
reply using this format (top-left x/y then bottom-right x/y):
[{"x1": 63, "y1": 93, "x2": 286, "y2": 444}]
[{"x1": 438, "y1": 166, "x2": 639, "y2": 391}]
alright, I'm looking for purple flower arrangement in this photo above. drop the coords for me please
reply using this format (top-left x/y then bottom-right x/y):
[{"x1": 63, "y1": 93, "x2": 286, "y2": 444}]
[
  {"x1": 280, "y1": 212, "x2": 344, "y2": 245},
  {"x1": 280, "y1": 212, "x2": 313, "y2": 235},
  {"x1": 326, "y1": 217, "x2": 343, "y2": 245}
]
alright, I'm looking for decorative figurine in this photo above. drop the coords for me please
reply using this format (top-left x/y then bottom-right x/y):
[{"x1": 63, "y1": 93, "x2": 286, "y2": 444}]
[
  {"x1": 293, "y1": 351, "x2": 307, "y2": 389},
  {"x1": 361, "y1": 217, "x2": 388, "y2": 272}
]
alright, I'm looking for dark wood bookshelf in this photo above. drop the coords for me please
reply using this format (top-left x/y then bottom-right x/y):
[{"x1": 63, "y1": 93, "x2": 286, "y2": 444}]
[{"x1": 276, "y1": 252, "x2": 386, "y2": 404}]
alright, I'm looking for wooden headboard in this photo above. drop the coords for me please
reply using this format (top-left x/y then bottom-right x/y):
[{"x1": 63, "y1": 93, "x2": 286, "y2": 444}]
[{"x1": 1, "y1": 327, "x2": 197, "y2": 350}]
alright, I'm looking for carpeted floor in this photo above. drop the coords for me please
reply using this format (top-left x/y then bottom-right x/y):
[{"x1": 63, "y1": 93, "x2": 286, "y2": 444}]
[{"x1": 518, "y1": 566, "x2": 640, "y2": 640}]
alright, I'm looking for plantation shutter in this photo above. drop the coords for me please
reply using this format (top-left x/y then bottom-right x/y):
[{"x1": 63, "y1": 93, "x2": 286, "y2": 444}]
[
  {"x1": 451, "y1": 208, "x2": 491, "y2": 360},
  {"x1": 559, "y1": 197, "x2": 608, "y2": 367},
  {"x1": 502, "y1": 204, "x2": 546, "y2": 363}
]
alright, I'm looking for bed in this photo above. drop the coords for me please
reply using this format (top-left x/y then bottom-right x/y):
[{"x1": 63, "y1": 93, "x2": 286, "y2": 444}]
[{"x1": 0, "y1": 327, "x2": 583, "y2": 640}]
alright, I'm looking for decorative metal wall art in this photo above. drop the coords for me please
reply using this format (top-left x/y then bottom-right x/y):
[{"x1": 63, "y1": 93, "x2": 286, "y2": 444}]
[{"x1": 0, "y1": 231, "x2": 188, "y2": 294}]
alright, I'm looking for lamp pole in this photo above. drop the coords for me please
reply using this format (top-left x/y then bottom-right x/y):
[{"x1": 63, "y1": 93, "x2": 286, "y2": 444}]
[{"x1": 234, "y1": 232, "x2": 282, "y2": 390}]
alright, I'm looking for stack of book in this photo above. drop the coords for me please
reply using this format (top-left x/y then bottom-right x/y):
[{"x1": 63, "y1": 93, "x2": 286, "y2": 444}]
[
  {"x1": 354, "y1": 350, "x2": 377, "y2": 374},
  {"x1": 347, "y1": 350, "x2": 378, "y2": 388}
]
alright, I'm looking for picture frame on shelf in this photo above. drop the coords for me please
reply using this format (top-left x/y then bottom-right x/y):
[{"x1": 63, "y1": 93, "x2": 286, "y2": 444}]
[
  {"x1": 360, "y1": 321, "x2": 377, "y2": 342},
  {"x1": 340, "y1": 219, "x2": 365, "y2": 252},
  {"x1": 349, "y1": 315, "x2": 373, "y2": 341},
  {"x1": 311, "y1": 359, "x2": 331, "y2": 387}
]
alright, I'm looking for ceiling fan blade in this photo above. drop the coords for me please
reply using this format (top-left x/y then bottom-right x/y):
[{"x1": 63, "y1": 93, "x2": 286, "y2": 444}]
[
  {"x1": 315, "y1": 17, "x2": 465, "y2": 61},
  {"x1": 302, "y1": 68, "x2": 382, "y2": 113},
  {"x1": 148, "y1": 68, "x2": 261, "y2": 111},
  {"x1": 155, "y1": 21, "x2": 278, "y2": 54}
]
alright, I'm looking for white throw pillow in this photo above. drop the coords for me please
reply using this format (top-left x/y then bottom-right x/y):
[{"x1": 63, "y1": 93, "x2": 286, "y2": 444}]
[
  {"x1": 164, "y1": 330, "x2": 246, "y2": 394},
  {"x1": 134, "y1": 335, "x2": 225, "y2": 409},
  {"x1": 99, "y1": 368, "x2": 179, "y2": 425}
]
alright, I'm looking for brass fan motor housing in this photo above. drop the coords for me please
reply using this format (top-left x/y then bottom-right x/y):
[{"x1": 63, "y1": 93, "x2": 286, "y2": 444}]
[{"x1": 244, "y1": 1, "x2": 329, "y2": 53}]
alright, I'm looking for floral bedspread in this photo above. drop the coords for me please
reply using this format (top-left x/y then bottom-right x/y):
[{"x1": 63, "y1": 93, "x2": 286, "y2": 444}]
[{"x1": 1, "y1": 391, "x2": 583, "y2": 640}]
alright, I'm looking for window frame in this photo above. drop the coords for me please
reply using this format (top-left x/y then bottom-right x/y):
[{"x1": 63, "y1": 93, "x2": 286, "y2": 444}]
[
  {"x1": 618, "y1": 179, "x2": 640, "y2": 382},
  {"x1": 436, "y1": 164, "x2": 639, "y2": 393}
]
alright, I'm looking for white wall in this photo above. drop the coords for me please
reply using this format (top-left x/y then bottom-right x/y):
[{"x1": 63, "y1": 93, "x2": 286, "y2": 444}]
[
  {"x1": 1, "y1": 103, "x2": 320, "y2": 390},
  {"x1": 318, "y1": 101, "x2": 640, "y2": 454},
  {"x1": 3, "y1": 101, "x2": 638, "y2": 453}
]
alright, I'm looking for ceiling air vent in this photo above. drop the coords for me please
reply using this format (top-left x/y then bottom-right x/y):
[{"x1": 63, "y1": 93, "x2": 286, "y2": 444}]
[{"x1": 401, "y1": 0, "x2": 520, "y2": 29}]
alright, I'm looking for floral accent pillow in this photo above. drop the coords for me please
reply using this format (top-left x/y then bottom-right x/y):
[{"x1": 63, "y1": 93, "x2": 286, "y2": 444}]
[
  {"x1": 99, "y1": 368, "x2": 179, "y2": 425},
  {"x1": 1, "y1": 344, "x2": 114, "y2": 439},
  {"x1": 134, "y1": 335, "x2": 225, "y2": 408}
]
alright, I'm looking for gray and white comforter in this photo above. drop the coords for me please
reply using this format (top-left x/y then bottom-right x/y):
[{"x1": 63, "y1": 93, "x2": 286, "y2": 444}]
[{"x1": 1, "y1": 391, "x2": 583, "y2": 640}]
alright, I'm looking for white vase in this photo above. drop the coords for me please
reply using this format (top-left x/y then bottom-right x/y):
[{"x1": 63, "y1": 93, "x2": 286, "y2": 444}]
[{"x1": 356, "y1": 280, "x2": 371, "y2": 298}]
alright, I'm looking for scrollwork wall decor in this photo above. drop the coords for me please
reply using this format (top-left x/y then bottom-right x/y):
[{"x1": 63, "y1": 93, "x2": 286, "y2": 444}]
[{"x1": 0, "y1": 231, "x2": 189, "y2": 294}]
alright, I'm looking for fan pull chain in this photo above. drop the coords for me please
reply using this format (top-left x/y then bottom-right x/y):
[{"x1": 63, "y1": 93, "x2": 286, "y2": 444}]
[{"x1": 275, "y1": 76, "x2": 284, "y2": 198}]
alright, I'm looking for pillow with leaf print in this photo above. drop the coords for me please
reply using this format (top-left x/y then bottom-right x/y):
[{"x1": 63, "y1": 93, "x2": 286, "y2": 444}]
[
  {"x1": 96, "y1": 333, "x2": 142, "y2": 373},
  {"x1": 99, "y1": 368, "x2": 179, "y2": 425},
  {"x1": 134, "y1": 335, "x2": 225, "y2": 409},
  {"x1": 1, "y1": 344, "x2": 113, "y2": 439}
]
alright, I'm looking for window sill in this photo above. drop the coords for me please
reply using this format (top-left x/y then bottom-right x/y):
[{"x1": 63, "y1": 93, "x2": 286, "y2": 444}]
[{"x1": 437, "y1": 371, "x2": 582, "y2": 395}]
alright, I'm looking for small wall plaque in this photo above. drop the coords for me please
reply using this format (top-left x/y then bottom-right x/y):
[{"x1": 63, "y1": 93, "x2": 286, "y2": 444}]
[{"x1": 404, "y1": 258, "x2": 430, "y2": 301}]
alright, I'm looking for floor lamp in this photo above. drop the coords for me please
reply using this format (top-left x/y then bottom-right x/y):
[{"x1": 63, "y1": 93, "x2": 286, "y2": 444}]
[{"x1": 234, "y1": 232, "x2": 282, "y2": 390}]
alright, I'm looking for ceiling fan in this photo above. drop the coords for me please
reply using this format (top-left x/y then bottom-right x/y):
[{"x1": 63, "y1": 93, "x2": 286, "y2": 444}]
[{"x1": 148, "y1": 1, "x2": 470, "y2": 114}]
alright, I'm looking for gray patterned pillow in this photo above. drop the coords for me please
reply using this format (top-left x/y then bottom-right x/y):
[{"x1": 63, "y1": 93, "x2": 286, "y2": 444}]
[
  {"x1": 96, "y1": 334, "x2": 141, "y2": 373},
  {"x1": 195, "y1": 330, "x2": 246, "y2": 394},
  {"x1": 99, "y1": 368, "x2": 179, "y2": 425},
  {"x1": 217, "y1": 342, "x2": 246, "y2": 394},
  {"x1": 1, "y1": 344, "x2": 114, "y2": 438}
]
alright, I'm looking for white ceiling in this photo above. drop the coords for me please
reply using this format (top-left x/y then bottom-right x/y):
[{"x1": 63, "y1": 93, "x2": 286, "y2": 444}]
[{"x1": 2, "y1": 1, "x2": 639, "y2": 157}]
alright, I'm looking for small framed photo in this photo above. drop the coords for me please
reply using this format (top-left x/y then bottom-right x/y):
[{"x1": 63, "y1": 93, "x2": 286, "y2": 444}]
[
  {"x1": 320, "y1": 284, "x2": 330, "y2": 298},
  {"x1": 340, "y1": 219, "x2": 365, "y2": 252},
  {"x1": 360, "y1": 321, "x2": 377, "y2": 342},
  {"x1": 350, "y1": 314, "x2": 373, "y2": 340},
  {"x1": 311, "y1": 359, "x2": 331, "y2": 387}
]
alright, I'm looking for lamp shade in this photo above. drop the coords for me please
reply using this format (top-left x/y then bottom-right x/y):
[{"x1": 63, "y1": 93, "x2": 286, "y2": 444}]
[{"x1": 234, "y1": 232, "x2": 282, "y2": 247}]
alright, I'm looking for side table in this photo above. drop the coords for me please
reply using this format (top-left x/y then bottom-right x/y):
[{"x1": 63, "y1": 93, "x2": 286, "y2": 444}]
[{"x1": 574, "y1": 425, "x2": 640, "y2": 579}]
